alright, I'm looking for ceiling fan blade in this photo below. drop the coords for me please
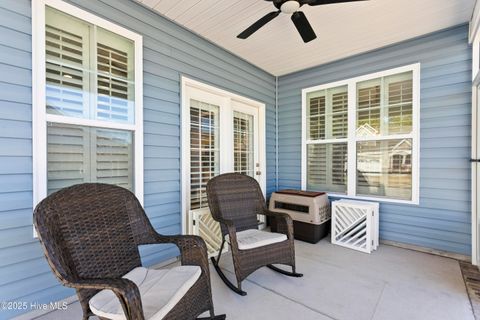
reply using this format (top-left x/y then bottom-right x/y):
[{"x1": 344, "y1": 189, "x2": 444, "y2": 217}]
[
  {"x1": 302, "y1": 0, "x2": 368, "y2": 6},
  {"x1": 237, "y1": 11, "x2": 281, "y2": 39},
  {"x1": 291, "y1": 11, "x2": 317, "y2": 43}
]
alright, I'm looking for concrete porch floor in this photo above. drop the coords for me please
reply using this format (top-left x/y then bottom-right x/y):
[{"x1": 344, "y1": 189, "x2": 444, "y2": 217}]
[{"x1": 32, "y1": 239, "x2": 473, "y2": 320}]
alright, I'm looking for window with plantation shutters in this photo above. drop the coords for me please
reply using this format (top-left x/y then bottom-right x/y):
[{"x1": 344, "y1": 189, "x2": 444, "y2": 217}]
[
  {"x1": 303, "y1": 65, "x2": 419, "y2": 203},
  {"x1": 34, "y1": 2, "x2": 143, "y2": 211},
  {"x1": 306, "y1": 85, "x2": 348, "y2": 193},
  {"x1": 355, "y1": 72, "x2": 413, "y2": 200}
]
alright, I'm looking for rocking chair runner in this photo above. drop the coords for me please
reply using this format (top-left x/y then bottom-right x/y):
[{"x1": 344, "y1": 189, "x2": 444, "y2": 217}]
[
  {"x1": 206, "y1": 173, "x2": 302, "y2": 296},
  {"x1": 33, "y1": 183, "x2": 225, "y2": 320}
]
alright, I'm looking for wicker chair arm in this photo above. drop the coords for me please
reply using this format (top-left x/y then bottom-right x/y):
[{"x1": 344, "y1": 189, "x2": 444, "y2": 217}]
[
  {"x1": 73, "y1": 278, "x2": 144, "y2": 320},
  {"x1": 142, "y1": 234, "x2": 210, "y2": 276},
  {"x1": 262, "y1": 209, "x2": 294, "y2": 239},
  {"x1": 262, "y1": 209, "x2": 293, "y2": 222}
]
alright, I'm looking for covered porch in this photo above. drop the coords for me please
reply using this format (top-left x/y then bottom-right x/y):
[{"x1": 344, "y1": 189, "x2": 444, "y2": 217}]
[{"x1": 23, "y1": 240, "x2": 473, "y2": 320}]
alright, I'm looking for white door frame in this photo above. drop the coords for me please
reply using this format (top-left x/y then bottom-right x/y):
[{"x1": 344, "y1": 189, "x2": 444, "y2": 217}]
[
  {"x1": 472, "y1": 79, "x2": 479, "y2": 265},
  {"x1": 471, "y1": 19, "x2": 480, "y2": 264},
  {"x1": 180, "y1": 76, "x2": 267, "y2": 235}
]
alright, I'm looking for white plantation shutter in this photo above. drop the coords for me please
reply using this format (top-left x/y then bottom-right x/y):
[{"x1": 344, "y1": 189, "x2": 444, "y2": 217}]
[
  {"x1": 386, "y1": 73, "x2": 413, "y2": 135},
  {"x1": 357, "y1": 80, "x2": 381, "y2": 136},
  {"x1": 47, "y1": 124, "x2": 133, "y2": 195},
  {"x1": 331, "y1": 143, "x2": 348, "y2": 186},
  {"x1": 306, "y1": 85, "x2": 348, "y2": 193},
  {"x1": 96, "y1": 28, "x2": 135, "y2": 123},
  {"x1": 307, "y1": 143, "x2": 347, "y2": 193},
  {"x1": 45, "y1": 9, "x2": 90, "y2": 118},
  {"x1": 233, "y1": 111, "x2": 255, "y2": 177},
  {"x1": 356, "y1": 139, "x2": 412, "y2": 200},
  {"x1": 190, "y1": 100, "x2": 220, "y2": 210},
  {"x1": 93, "y1": 129, "x2": 133, "y2": 190},
  {"x1": 47, "y1": 123, "x2": 89, "y2": 194},
  {"x1": 331, "y1": 91, "x2": 348, "y2": 138},
  {"x1": 307, "y1": 144, "x2": 327, "y2": 186},
  {"x1": 308, "y1": 95, "x2": 326, "y2": 140},
  {"x1": 356, "y1": 72, "x2": 413, "y2": 137}
]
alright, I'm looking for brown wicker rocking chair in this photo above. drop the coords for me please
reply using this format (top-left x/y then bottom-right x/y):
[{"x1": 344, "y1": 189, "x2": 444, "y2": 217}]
[
  {"x1": 206, "y1": 173, "x2": 302, "y2": 296},
  {"x1": 33, "y1": 183, "x2": 225, "y2": 320}
]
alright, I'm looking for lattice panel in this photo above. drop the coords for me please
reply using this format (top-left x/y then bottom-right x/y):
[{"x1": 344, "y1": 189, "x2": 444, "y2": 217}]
[
  {"x1": 190, "y1": 209, "x2": 226, "y2": 257},
  {"x1": 332, "y1": 200, "x2": 379, "y2": 254}
]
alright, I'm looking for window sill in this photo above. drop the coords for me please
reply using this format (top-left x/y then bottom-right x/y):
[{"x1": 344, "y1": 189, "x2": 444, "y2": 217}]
[{"x1": 326, "y1": 192, "x2": 420, "y2": 206}]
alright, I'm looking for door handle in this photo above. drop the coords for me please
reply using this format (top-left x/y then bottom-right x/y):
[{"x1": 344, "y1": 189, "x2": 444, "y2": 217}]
[
  {"x1": 471, "y1": 159, "x2": 480, "y2": 162},
  {"x1": 256, "y1": 171, "x2": 262, "y2": 176}
]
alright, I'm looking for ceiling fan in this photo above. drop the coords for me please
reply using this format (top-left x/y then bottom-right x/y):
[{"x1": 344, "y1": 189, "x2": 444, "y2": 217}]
[{"x1": 238, "y1": 0, "x2": 368, "y2": 43}]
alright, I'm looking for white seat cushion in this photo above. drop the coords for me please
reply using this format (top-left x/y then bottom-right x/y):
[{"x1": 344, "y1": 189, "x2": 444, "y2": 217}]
[
  {"x1": 226, "y1": 229, "x2": 288, "y2": 250},
  {"x1": 89, "y1": 266, "x2": 201, "y2": 320}
]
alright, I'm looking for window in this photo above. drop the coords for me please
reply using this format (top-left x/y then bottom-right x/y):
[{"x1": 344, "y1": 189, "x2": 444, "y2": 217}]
[
  {"x1": 33, "y1": 0, "x2": 143, "y2": 211},
  {"x1": 302, "y1": 64, "x2": 419, "y2": 203}
]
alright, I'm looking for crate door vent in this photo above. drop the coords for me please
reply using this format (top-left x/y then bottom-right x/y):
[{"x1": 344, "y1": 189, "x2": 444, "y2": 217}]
[{"x1": 274, "y1": 201, "x2": 309, "y2": 214}]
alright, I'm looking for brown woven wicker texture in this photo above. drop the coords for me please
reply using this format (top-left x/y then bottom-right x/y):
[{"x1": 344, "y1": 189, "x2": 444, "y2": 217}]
[
  {"x1": 206, "y1": 173, "x2": 301, "y2": 295},
  {"x1": 33, "y1": 183, "x2": 221, "y2": 320}
]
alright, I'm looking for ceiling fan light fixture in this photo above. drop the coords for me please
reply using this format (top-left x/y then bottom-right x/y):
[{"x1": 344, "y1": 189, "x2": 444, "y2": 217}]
[{"x1": 281, "y1": 1, "x2": 301, "y2": 14}]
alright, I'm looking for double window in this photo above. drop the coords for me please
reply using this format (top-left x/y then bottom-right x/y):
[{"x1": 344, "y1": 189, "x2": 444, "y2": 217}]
[
  {"x1": 33, "y1": 0, "x2": 143, "y2": 209},
  {"x1": 302, "y1": 64, "x2": 419, "y2": 203}
]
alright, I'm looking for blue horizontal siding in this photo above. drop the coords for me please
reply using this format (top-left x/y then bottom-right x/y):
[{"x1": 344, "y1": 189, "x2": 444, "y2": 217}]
[
  {"x1": 0, "y1": 0, "x2": 276, "y2": 318},
  {"x1": 0, "y1": 0, "x2": 474, "y2": 318},
  {"x1": 277, "y1": 24, "x2": 472, "y2": 256}
]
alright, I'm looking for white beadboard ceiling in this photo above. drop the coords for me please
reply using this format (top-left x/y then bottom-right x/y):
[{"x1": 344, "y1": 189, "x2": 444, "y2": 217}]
[{"x1": 138, "y1": 0, "x2": 475, "y2": 76}]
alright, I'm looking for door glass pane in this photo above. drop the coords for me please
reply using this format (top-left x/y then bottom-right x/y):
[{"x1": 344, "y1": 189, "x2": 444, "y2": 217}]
[
  {"x1": 47, "y1": 122, "x2": 133, "y2": 195},
  {"x1": 233, "y1": 111, "x2": 254, "y2": 177},
  {"x1": 190, "y1": 100, "x2": 220, "y2": 210},
  {"x1": 307, "y1": 143, "x2": 347, "y2": 193},
  {"x1": 357, "y1": 72, "x2": 412, "y2": 137},
  {"x1": 356, "y1": 139, "x2": 412, "y2": 200}
]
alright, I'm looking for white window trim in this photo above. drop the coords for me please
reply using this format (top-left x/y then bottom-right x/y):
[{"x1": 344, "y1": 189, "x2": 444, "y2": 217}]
[
  {"x1": 301, "y1": 63, "x2": 420, "y2": 205},
  {"x1": 32, "y1": 0, "x2": 144, "y2": 236},
  {"x1": 470, "y1": 10, "x2": 480, "y2": 265},
  {"x1": 180, "y1": 76, "x2": 267, "y2": 235}
]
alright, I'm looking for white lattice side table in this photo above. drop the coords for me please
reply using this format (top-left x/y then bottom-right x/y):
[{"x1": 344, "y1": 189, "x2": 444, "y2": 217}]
[
  {"x1": 331, "y1": 199, "x2": 379, "y2": 253},
  {"x1": 189, "y1": 208, "x2": 227, "y2": 257}
]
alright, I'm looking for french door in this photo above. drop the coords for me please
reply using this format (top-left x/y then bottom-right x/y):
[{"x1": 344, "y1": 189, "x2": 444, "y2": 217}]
[{"x1": 182, "y1": 79, "x2": 265, "y2": 255}]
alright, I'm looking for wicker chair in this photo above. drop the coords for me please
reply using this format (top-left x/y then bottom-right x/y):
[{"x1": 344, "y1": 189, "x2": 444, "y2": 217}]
[
  {"x1": 33, "y1": 183, "x2": 225, "y2": 320},
  {"x1": 206, "y1": 173, "x2": 302, "y2": 296}
]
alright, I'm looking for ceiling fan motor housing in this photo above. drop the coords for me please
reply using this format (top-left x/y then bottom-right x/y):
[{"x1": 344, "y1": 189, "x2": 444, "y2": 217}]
[{"x1": 280, "y1": 1, "x2": 301, "y2": 14}]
